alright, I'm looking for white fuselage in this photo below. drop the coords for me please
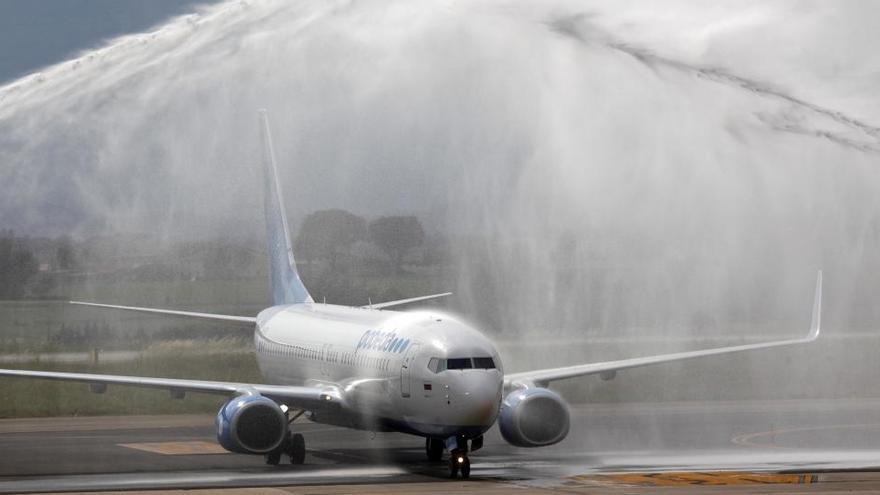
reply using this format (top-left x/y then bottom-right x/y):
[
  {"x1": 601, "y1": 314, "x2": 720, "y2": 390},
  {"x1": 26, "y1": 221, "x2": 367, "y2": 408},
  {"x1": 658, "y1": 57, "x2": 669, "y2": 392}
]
[{"x1": 254, "y1": 303, "x2": 504, "y2": 438}]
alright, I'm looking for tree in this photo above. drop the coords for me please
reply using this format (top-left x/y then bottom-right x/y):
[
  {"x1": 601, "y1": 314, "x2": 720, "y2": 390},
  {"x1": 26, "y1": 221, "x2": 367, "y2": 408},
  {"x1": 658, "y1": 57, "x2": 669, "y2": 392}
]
[
  {"x1": 0, "y1": 231, "x2": 38, "y2": 299},
  {"x1": 368, "y1": 216, "x2": 425, "y2": 273},
  {"x1": 294, "y1": 209, "x2": 367, "y2": 270},
  {"x1": 56, "y1": 235, "x2": 77, "y2": 270},
  {"x1": 204, "y1": 243, "x2": 256, "y2": 280}
]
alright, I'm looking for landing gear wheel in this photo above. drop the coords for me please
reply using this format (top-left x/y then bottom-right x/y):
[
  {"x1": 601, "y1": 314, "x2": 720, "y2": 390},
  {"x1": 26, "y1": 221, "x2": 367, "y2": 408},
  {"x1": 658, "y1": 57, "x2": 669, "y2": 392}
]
[
  {"x1": 448, "y1": 457, "x2": 460, "y2": 478},
  {"x1": 288, "y1": 433, "x2": 305, "y2": 465},
  {"x1": 265, "y1": 451, "x2": 281, "y2": 465},
  {"x1": 449, "y1": 453, "x2": 469, "y2": 478},
  {"x1": 425, "y1": 437, "x2": 444, "y2": 462}
]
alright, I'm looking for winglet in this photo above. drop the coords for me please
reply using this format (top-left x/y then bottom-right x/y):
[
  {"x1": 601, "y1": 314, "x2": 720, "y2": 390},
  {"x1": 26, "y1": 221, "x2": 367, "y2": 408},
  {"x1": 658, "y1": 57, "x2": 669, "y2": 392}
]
[{"x1": 808, "y1": 270, "x2": 822, "y2": 341}]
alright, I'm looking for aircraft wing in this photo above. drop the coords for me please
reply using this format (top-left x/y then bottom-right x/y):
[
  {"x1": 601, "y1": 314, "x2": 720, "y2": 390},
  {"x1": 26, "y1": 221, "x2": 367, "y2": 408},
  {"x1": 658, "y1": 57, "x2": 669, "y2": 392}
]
[
  {"x1": 364, "y1": 292, "x2": 452, "y2": 310},
  {"x1": 70, "y1": 301, "x2": 257, "y2": 324},
  {"x1": 505, "y1": 271, "x2": 822, "y2": 388},
  {"x1": 0, "y1": 368, "x2": 341, "y2": 408}
]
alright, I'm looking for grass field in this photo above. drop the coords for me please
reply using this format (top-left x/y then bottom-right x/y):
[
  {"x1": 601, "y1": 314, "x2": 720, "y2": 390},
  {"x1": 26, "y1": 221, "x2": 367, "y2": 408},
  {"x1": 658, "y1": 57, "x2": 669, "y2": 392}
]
[
  {"x1": 0, "y1": 269, "x2": 455, "y2": 417},
  {"x1": 0, "y1": 270, "x2": 451, "y2": 353},
  {"x1": 0, "y1": 339, "x2": 260, "y2": 418},
  {"x1": 3, "y1": 270, "x2": 879, "y2": 418},
  {"x1": 0, "y1": 275, "x2": 268, "y2": 353}
]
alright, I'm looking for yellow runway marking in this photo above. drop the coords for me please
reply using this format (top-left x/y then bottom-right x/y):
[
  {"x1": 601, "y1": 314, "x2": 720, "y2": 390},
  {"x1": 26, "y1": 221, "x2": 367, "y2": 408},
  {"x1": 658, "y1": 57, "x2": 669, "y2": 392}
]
[
  {"x1": 570, "y1": 471, "x2": 818, "y2": 486},
  {"x1": 118, "y1": 441, "x2": 229, "y2": 455}
]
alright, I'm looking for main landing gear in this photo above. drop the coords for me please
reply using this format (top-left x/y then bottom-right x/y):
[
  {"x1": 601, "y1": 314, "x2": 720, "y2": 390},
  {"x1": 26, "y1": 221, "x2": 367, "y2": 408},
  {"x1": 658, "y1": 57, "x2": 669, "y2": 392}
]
[
  {"x1": 266, "y1": 409, "x2": 306, "y2": 466},
  {"x1": 425, "y1": 437, "x2": 444, "y2": 462},
  {"x1": 430, "y1": 435, "x2": 482, "y2": 479},
  {"x1": 264, "y1": 432, "x2": 306, "y2": 465}
]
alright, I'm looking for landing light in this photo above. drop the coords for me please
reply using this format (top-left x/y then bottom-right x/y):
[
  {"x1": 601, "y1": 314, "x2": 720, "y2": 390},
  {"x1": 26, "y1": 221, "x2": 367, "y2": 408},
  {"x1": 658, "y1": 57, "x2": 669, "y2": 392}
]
[{"x1": 457, "y1": 456, "x2": 464, "y2": 463}]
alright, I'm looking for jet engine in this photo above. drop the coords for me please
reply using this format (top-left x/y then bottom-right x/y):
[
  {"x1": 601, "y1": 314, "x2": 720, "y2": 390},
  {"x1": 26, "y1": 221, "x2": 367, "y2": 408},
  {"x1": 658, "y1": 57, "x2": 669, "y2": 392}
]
[
  {"x1": 498, "y1": 388, "x2": 570, "y2": 447},
  {"x1": 216, "y1": 393, "x2": 288, "y2": 454}
]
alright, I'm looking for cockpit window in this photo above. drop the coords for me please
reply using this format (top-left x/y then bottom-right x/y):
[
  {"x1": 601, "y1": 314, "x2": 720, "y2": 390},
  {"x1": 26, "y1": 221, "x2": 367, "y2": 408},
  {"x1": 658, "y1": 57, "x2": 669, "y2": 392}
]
[
  {"x1": 446, "y1": 358, "x2": 472, "y2": 370},
  {"x1": 473, "y1": 357, "x2": 496, "y2": 369},
  {"x1": 428, "y1": 356, "x2": 497, "y2": 373},
  {"x1": 427, "y1": 358, "x2": 443, "y2": 373}
]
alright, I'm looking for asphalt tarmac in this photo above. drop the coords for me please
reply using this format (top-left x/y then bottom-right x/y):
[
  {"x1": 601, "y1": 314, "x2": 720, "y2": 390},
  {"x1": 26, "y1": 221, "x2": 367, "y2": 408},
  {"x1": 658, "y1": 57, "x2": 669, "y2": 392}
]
[{"x1": 2, "y1": 398, "x2": 880, "y2": 493}]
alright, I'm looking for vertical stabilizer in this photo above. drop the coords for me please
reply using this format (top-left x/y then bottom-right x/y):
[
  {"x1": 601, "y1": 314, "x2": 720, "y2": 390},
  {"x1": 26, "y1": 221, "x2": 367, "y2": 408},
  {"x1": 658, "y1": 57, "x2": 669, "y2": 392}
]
[{"x1": 259, "y1": 110, "x2": 313, "y2": 306}]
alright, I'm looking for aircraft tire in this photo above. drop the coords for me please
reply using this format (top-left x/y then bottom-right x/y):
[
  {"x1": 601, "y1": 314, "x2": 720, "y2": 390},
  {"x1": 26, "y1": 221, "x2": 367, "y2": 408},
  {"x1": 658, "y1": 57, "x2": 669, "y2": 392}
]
[
  {"x1": 460, "y1": 457, "x2": 471, "y2": 479},
  {"x1": 265, "y1": 451, "x2": 281, "y2": 465},
  {"x1": 448, "y1": 457, "x2": 459, "y2": 478},
  {"x1": 289, "y1": 433, "x2": 305, "y2": 464},
  {"x1": 426, "y1": 437, "x2": 444, "y2": 462}
]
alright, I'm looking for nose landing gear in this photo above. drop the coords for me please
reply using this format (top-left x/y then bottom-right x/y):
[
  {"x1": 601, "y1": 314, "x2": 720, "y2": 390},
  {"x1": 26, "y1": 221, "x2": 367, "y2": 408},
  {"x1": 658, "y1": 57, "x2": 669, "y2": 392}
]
[
  {"x1": 443, "y1": 435, "x2": 481, "y2": 479},
  {"x1": 449, "y1": 452, "x2": 470, "y2": 479}
]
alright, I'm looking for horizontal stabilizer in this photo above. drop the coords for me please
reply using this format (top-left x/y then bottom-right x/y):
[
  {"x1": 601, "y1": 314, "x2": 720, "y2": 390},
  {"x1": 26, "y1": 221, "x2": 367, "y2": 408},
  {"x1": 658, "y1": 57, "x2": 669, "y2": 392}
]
[
  {"x1": 363, "y1": 292, "x2": 452, "y2": 310},
  {"x1": 70, "y1": 301, "x2": 256, "y2": 325}
]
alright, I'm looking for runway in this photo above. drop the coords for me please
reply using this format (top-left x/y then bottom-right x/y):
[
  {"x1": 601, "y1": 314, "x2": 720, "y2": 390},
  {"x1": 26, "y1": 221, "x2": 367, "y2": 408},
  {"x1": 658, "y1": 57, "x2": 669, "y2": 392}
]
[{"x1": 3, "y1": 398, "x2": 880, "y2": 493}]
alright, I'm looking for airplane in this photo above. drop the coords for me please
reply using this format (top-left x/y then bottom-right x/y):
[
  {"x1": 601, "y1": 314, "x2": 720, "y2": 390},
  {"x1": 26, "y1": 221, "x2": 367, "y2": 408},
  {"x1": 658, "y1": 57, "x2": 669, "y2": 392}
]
[{"x1": 0, "y1": 111, "x2": 823, "y2": 479}]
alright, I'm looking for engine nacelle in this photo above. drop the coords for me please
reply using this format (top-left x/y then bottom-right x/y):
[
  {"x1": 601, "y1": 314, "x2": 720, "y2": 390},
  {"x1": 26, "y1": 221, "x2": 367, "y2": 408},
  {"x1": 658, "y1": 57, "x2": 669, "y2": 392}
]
[
  {"x1": 216, "y1": 393, "x2": 287, "y2": 454},
  {"x1": 498, "y1": 387, "x2": 570, "y2": 447}
]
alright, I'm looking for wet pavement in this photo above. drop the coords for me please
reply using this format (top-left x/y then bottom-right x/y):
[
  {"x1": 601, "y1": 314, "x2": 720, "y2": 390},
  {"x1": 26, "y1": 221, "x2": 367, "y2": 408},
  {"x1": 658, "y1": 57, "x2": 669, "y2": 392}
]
[{"x1": 2, "y1": 398, "x2": 880, "y2": 493}]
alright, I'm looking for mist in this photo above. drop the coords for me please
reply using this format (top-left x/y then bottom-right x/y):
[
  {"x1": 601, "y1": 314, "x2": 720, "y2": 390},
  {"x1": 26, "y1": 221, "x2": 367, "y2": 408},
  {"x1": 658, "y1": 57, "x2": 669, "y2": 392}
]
[{"x1": 1, "y1": 0, "x2": 879, "y2": 384}]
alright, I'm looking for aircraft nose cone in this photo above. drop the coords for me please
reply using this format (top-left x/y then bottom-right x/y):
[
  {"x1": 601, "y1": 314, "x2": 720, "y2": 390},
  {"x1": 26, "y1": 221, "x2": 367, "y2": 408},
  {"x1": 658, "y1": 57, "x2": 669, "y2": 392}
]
[
  {"x1": 453, "y1": 372, "x2": 502, "y2": 426},
  {"x1": 469, "y1": 396, "x2": 498, "y2": 424}
]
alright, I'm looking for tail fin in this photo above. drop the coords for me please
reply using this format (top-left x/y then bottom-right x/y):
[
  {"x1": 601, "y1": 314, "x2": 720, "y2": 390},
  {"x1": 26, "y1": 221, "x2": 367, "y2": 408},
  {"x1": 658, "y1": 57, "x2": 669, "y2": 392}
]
[{"x1": 259, "y1": 110, "x2": 313, "y2": 306}]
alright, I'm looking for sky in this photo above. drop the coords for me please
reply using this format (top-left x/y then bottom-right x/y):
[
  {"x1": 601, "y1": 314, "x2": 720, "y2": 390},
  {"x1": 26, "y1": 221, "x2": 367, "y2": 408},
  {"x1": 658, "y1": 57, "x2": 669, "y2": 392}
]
[
  {"x1": 0, "y1": 0, "x2": 878, "y2": 337},
  {"x1": 0, "y1": 0, "x2": 217, "y2": 84}
]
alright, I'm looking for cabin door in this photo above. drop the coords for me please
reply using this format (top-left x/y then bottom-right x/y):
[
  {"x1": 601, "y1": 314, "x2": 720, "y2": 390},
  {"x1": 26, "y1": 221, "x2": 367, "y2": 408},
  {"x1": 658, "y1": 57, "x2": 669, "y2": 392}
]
[{"x1": 400, "y1": 343, "x2": 421, "y2": 398}]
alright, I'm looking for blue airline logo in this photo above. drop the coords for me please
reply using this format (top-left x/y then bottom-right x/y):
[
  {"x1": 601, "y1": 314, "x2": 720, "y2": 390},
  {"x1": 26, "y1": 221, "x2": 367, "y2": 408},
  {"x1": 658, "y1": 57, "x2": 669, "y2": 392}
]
[{"x1": 356, "y1": 330, "x2": 409, "y2": 354}]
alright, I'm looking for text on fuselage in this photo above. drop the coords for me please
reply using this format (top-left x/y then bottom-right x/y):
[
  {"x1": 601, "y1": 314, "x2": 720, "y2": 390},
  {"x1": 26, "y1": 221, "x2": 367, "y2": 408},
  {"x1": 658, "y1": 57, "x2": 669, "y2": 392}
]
[{"x1": 356, "y1": 330, "x2": 410, "y2": 353}]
